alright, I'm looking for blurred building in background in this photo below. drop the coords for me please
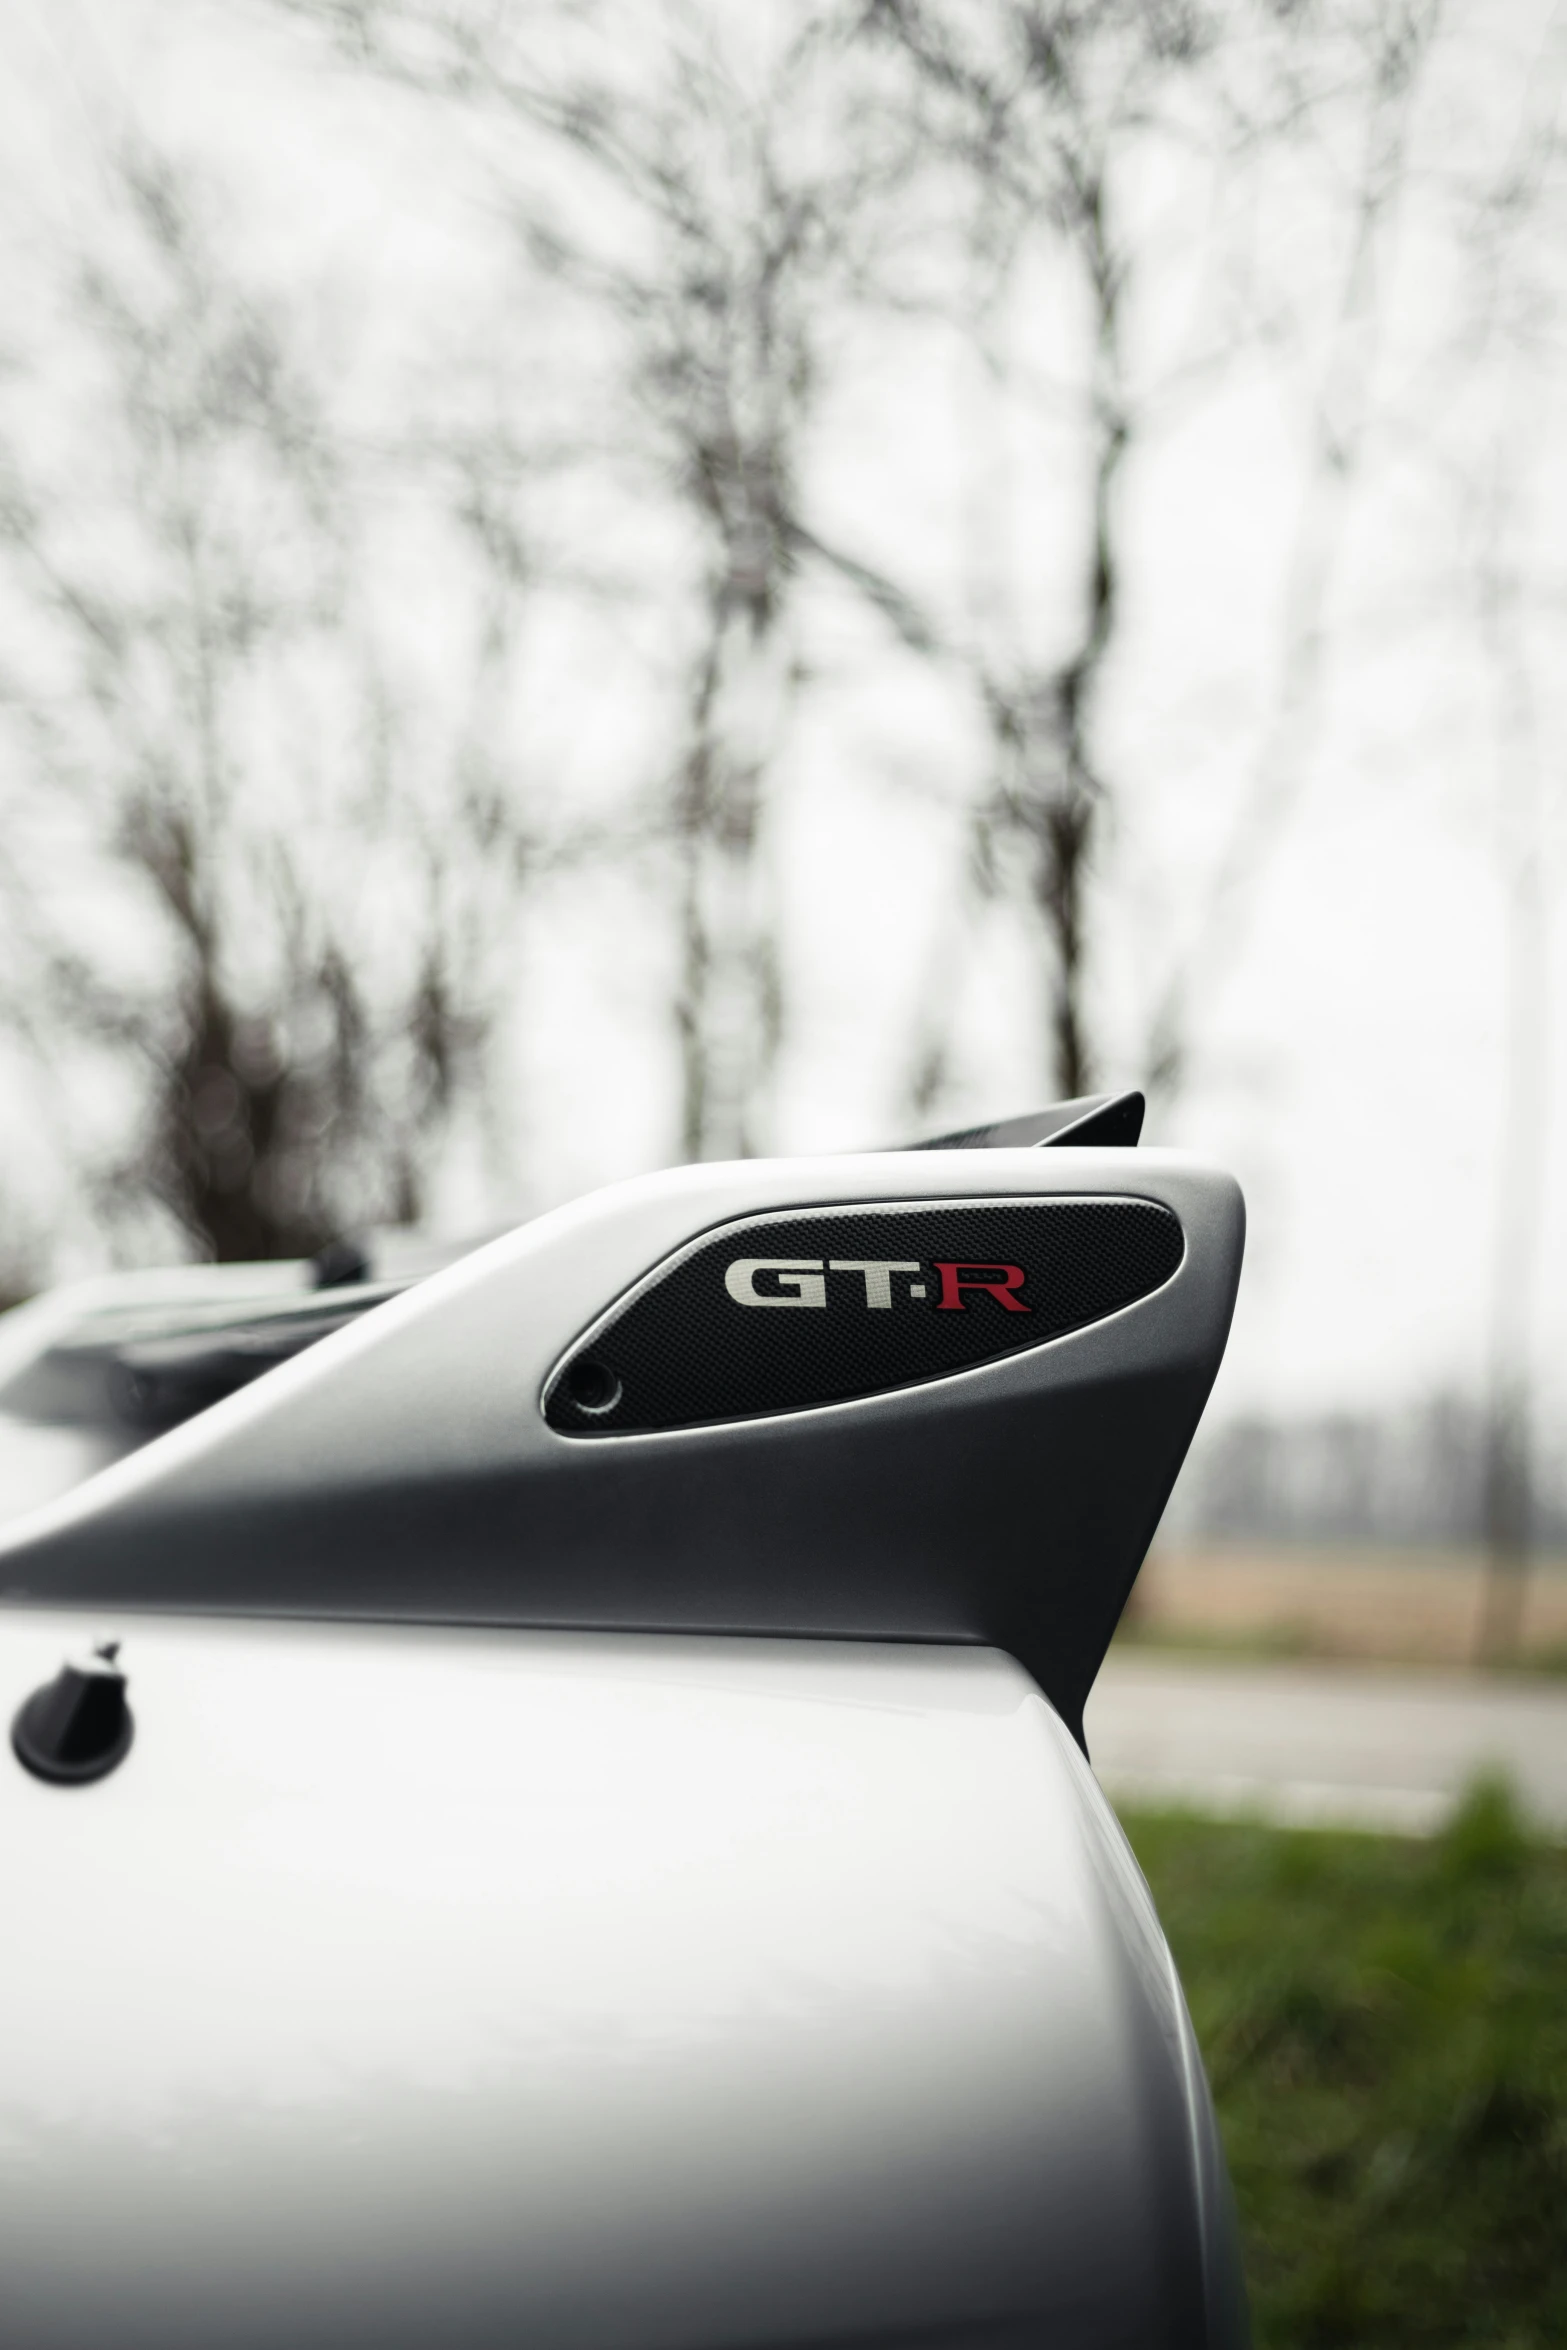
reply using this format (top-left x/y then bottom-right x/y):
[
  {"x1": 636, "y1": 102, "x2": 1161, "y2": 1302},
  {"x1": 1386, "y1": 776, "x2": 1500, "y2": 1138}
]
[{"x1": 1178, "y1": 1403, "x2": 1567, "y2": 1553}]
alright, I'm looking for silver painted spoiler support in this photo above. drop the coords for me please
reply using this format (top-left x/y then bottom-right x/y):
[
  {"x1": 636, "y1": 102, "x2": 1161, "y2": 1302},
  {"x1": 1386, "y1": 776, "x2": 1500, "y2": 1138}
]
[{"x1": 0, "y1": 1144, "x2": 1243, "y2": 1742}]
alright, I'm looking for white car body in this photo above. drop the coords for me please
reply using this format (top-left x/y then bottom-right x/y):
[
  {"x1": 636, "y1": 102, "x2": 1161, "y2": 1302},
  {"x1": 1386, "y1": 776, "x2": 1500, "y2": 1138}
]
[{"x1": 0, "y1": 1124, "x2": 1248, "y2": 2348}]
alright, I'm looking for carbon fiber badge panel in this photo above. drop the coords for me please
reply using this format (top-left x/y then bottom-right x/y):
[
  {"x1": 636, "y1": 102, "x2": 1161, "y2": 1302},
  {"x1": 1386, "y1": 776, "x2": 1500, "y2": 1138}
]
[{"x1": 544, "y1": 1196, "x2": 1183, "y2": 1434}]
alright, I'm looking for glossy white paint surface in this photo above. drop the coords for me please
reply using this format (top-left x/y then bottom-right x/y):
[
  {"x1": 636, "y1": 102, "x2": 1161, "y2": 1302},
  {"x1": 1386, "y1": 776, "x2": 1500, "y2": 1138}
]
[{"x1": 0, "y1": 1614, "x2": 1224, "y2": 2348}]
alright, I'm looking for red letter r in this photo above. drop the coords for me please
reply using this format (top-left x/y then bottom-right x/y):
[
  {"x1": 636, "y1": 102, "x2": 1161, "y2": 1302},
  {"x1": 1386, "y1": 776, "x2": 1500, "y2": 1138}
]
[{"x1": 932, "y1": 1262, "x2": 1030, "y2": 1312}]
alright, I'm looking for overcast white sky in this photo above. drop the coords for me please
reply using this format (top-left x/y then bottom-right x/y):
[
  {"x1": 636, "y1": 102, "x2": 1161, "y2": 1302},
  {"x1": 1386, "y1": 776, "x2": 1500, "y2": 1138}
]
[{"x1": 1, "y1": 0, "x2": 1564, "y2": 1430}]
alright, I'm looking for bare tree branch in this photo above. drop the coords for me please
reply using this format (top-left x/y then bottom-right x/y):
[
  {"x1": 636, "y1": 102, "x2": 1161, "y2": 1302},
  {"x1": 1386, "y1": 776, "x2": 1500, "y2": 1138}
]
[{"x1": 0, "y1": 139, "x2": 554, "y2": 1258}]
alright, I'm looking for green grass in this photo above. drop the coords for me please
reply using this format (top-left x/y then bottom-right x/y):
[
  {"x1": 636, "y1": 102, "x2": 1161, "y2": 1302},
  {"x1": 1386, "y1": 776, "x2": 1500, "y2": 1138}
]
[
  {"x1": 1121, "y1": 1781, "x2": 1567, "y2": 2350},
  {"x1": 1111, "y1": 1620, "x2": 1567, "y2": 1675}
]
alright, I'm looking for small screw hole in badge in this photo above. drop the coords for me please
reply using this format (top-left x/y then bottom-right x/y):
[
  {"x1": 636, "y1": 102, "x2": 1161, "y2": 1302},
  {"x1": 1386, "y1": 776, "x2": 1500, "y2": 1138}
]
[{"x1": 565, "y1": 1357, "x2": 622, "y2": 1415}]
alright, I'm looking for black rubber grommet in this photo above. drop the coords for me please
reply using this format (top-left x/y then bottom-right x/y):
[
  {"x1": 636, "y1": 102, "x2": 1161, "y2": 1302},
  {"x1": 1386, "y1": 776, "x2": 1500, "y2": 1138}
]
[
  {"x1": 564, "y1": 1358, "x2": 622, "y2": 1415},
  {"x1": 12, "y1": 1670, "x2": 135, "y2": 1786}
]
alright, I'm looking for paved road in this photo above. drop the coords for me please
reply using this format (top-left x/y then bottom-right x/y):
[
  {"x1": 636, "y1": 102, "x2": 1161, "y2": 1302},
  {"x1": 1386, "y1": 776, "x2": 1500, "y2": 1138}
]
[{"x1": 1086, "y1": 1651, "x2": 1567, "y2": 1834}]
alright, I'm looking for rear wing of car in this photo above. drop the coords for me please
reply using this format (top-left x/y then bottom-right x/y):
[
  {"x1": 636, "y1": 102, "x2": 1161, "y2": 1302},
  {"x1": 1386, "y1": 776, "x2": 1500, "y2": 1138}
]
[{"x1": 0, "y1": 1115, "x2": 1242, "y2": 1740}]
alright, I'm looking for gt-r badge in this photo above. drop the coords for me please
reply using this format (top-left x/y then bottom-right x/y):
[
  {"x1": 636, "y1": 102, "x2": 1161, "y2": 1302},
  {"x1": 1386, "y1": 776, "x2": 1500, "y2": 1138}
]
[
  {"x1": 723, "y1": 1258, "x2": 1030, "y2": 1310},
  {"x1": 547, "y1": 1193, "x2": 1184, "y2": 1434}
]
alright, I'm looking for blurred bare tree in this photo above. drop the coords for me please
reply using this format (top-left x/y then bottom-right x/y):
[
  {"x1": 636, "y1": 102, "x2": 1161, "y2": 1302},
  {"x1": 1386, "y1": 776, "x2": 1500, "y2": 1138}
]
[
  {"x1": 0, "y1": 145, "x2": 542, "y2": 1259},
  {"x1": 294, "y1": 0, "x2": 907, "y2": 1161},
  {"x1": 1141, "y1": 0, "x2": 1446, "y2": 1109},
  {"x1": 861, "y1": 0, "x2": 1193, "y2": 1108},
  {"x1": 858, "y1": 1, "x2": 1452, "y2": 1119}
]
